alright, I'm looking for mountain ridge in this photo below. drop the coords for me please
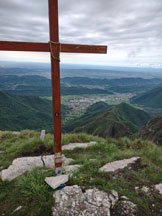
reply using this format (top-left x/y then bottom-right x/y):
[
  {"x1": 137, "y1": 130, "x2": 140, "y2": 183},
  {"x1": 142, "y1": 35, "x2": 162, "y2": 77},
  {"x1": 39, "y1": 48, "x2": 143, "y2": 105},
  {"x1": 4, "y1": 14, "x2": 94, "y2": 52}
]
[{"x1": 64, "y1": 102, "x2": 150, "y2": 138}]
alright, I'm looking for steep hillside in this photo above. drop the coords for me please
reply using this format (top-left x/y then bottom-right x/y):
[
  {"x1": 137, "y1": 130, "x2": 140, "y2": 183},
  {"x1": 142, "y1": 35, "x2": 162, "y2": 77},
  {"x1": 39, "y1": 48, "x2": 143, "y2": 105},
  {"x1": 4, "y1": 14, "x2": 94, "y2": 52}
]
[
  {"x1": 64, "y1": 102, "x2": 150, "y2": 138},
  {"x1": 131, "y1": 86, "x2": 162, "y2": 108},
  {"x1": 63, "y1": 102, "x2": 109, "y2": 133},
  {"x1": 139, "y1": 117, "x2": 162, "y2": 146},
  {"x1": 0, "y1": 91, "x2": 69, "y2": 131}
]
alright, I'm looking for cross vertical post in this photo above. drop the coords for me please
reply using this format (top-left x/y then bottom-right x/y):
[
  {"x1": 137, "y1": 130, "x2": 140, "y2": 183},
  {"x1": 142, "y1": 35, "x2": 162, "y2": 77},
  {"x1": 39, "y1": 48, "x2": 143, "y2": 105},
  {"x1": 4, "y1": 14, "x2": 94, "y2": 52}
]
[
  {"x1": 0, "y1": 0, "x2": 107, "y2": 177},
  {"x1": 48, "y1": 0, "x2": 62, "y2": 175}
]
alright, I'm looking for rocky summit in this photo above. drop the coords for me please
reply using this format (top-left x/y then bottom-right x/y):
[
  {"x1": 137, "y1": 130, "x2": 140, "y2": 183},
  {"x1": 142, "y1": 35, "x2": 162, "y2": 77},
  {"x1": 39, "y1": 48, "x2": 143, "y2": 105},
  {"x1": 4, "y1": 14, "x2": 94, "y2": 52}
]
[
  {"x1": 0, "y1": 130, "x2": 162, "y2": 216},
  {"x1": 52, "y1": 185, "x2": 119, "y2": 216},
  {"x1": 52, "y1": 185, "x2": 138, "y2": 216}
]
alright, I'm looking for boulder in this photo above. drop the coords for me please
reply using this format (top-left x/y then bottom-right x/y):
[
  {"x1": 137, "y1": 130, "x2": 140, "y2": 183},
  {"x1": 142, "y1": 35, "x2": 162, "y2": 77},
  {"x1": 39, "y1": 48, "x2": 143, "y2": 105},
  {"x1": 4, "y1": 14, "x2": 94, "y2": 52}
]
[
  {"x1": 155, "y1": 183, "x2": 162, "y2": 195},
  {"x1": 52, "y1": 185, "x2": 119, "y2": 216},
  {"x1": 0, "y1": 154, "x2": 73, "y2": 181},
  {"x1": 99, "y1": 157, "x2": 140, "y2": 174},
  {"x1": 0, "y1": 156, "x2": 43, "y2": 181}
]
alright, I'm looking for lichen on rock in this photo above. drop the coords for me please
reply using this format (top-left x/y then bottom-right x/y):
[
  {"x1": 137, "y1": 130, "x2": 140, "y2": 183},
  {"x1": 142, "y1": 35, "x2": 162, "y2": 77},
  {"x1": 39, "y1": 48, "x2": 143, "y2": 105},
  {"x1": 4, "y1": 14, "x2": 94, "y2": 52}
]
[{"x1": 52, "y1": 185, "x2": 119, "y2": 216}]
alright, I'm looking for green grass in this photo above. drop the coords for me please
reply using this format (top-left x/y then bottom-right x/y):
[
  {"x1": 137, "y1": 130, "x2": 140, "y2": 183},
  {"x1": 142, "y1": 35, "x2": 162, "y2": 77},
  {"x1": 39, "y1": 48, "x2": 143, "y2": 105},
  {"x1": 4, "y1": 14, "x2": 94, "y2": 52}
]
[
  {"x1": 0, "y1": 168, "x2": 54, "y2": 216},
  {"x1": 0, "y1": 130, "x2": 100, "y2": 169},
  {"x1": 0, "y1": 131, "x2": 162, "y2": 215},
  {"x1": 64, "y1": 137, "x2": 162, "y2": 215}
]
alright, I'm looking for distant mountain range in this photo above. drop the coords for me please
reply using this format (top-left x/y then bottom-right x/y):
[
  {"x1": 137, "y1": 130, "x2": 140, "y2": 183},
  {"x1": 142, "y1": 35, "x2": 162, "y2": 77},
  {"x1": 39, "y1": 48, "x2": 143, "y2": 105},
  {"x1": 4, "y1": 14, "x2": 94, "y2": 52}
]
[
  {"x1": 1, "y1": 61, "x2": 162, "y2": 79},
  {"x1": 62, "y1": 77, "x2": 162, "y2": 86},
  {"x1": 1, "y1": 75, "x2": 162, "y2": 96},
  {"x1": 131, "y1": 86, "x2": 162, "y2": 108},
  {"x1": 62, "y1": 77, "x2": 162, "y2": 93},
  {"x1": 64, "y1": 102, "x2": 150, "y2": 138},
  {"x1": 0, "y1": 91, "x2": 70, "y2": 132},
  {"x1": 0, "y1": 75, "x2": 113, "y2": 96}
]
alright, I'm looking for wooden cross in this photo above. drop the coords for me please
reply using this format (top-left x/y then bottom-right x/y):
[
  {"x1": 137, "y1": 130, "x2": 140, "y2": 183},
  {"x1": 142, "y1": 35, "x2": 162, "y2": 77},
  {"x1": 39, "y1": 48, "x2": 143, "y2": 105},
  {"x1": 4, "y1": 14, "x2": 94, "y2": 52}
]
[{"x1": 0, "y1": 0, "x2": 107, "y2": 175}]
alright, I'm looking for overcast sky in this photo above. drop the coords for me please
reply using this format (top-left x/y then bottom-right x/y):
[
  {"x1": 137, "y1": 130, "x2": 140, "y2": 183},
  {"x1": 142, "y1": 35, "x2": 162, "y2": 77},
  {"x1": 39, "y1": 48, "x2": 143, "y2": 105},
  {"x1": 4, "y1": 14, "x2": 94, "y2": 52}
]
[{"x1": 0, "y1": 0, "x2": 162, "y2": 67}]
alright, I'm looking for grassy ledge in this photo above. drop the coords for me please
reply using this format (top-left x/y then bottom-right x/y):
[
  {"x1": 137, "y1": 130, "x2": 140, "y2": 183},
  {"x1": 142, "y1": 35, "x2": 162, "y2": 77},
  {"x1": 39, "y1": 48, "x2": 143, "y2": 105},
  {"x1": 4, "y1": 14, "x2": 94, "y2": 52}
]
[{"x1": 0, "y1": 130, "x2": 162, "y2": 216}]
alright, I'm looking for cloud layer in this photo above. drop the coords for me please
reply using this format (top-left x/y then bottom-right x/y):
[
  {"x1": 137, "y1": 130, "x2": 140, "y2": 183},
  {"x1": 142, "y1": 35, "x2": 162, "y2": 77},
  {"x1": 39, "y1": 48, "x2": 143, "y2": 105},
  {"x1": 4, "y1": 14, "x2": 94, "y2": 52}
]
[{"x1": 0, "y1": 0, "x2": 162, "y2": 66}]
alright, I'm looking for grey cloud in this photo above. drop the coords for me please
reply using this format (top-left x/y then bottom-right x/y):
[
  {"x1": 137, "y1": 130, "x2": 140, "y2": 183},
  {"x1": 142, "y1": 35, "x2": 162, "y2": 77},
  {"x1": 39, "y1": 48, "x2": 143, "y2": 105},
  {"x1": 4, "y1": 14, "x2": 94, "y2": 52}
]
[{"x1": 0, "y1": 0, "x2": 162, "y2": 63}]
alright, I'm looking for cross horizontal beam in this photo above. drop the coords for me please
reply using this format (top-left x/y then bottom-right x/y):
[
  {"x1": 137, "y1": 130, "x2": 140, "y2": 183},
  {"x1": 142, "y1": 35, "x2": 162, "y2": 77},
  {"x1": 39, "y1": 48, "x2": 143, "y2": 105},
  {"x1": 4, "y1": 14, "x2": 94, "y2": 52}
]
[{"x1": 0, "y1": 41, "x2": 107, "y2": 54}]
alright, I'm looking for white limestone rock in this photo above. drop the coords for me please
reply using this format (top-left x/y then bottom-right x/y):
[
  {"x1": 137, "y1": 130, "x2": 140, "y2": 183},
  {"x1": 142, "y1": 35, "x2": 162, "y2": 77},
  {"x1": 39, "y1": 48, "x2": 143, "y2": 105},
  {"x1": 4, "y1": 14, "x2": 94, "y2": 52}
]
[
  {"x1": 52, "y1": 185, "x2": 84, "y2": 216},
  {"x1": 99, "y1": 157, "x2": 140, "y2": 173},
  {"x1": 0, "y1": 154, "x2": 73, "y2": 181},
  {"x1": 141, "y1": 186, "x2": 150, "y2": 193},
  {"x1": 63, "y1": 165, "x2": 81, "y2": 175},
  {"x1": 40, "y1": 130, "x2": 46, "y2": 142},
  {"x1": 62, "y1": 155, "x2": 74, "y2": 166},
  {"x1": 120, "y1": 201, "x2": 137, "y2": 215},
  {"x1": 42, "y1": 155, "x2": 54, "y2": 169},
  {"x1": 135, "y1": 184, "x2": 162, "y2": 196},
  {"x1": 121, "y1": 196, "x2": 129, "y2": 201},
  {"x1": 84, "y1": 188, "x2": 111, "y2": 208},
  {"x1": 155, "y1": 183, "x2": 162, "y2": 195},
  {"x1": 62, "y1": 141, "x2": 96, "y2": 151},
  {"x1": 135, "y1": 185, "x2": 150, "y2": 195},
  {"x1": 112, "y1": 200, "x2": 137, "y2": 216},
  {"x1": 0, "y1": 156, "x2": 43, "y2": 181},
  {"x1": 12, "y1": 206, "x2": 22, "y2": 214},
  {"x1": 109, "y1": 190, "x2": 119, "y2": 207},
  {"x1": 135, "y1": 186, "x2": 139, "y2": 192},
  {"x1": 0, "y1": 141, "x2": 96, "y2": 182},
  {"x1": 111, "y1": 190, "x2": 118, "y2": 199},
  {"x1": 52, "y1": 185, "x2": 119, "y2": 216},
  {"x1": 45, "y1": 175, "x2": 69, "y2": 190}
]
